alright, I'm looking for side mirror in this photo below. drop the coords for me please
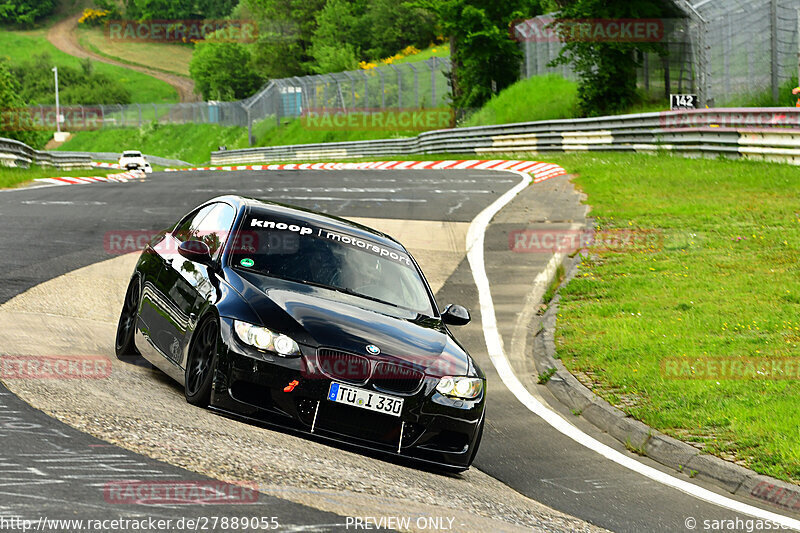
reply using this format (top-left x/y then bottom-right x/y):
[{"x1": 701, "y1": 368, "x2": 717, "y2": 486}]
[
  {"x1": 178, "y1": 240, "x2": 213, "y2": 265},
  {"x1": 441, "y1": 304, "x2": 471, "y2": 326}
]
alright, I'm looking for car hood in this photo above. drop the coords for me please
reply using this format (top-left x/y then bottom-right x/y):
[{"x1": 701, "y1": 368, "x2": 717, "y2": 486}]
[{"x1": 233, "y1": 271, "x2": 470, "y2": 377}]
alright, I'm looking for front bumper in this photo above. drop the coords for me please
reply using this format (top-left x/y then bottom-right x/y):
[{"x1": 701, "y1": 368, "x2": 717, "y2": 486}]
[{"x1": 211, "y1": 318, "x2": 484, "y2": 470}]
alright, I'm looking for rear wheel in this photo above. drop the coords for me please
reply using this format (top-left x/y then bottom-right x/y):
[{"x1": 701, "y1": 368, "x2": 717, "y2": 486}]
[
  {"x1": 185, "y1": 316, "x2": 219, "y2": 406},
  {"x1": 115, "y1": 278, "x2": 141, "y2": 359}
]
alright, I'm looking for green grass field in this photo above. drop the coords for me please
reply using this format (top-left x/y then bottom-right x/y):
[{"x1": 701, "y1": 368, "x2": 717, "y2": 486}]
[
  {"x1": 56, "y1": 122, "x2": 250, "y2": 164},
  {"x1": 0, "y1": 164, "x2": 116, "y2": 189},
  {"x1": 463, "y1": 74, "x2": 669, "y2": 127},
  {"x1": 77, "y1": 27, "x2": 193, "y2": 77},
  {"x1": 0, "y1": 30, "x2": 178, "y2": 104},
  {"x1": 542, "y1": 152, "x2": 800, "y2": 483}
]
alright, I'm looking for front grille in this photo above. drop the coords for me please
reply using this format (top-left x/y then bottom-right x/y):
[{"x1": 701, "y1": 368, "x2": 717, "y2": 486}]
[
  {"x1": 371, "y1": 362, "x2": 424, "y2": 393},
  {"x1": 316, "y1": 402, "x2": 401, "y2": 445},
  {"x1": 316, "y1": 349, "x2": 371, "y2": 383}
]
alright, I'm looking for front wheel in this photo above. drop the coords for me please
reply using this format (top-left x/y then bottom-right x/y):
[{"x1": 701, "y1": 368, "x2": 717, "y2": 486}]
[
  {"x1": 185, "y1": 316, "x2": 219, "y2": 406},
  {"x1": 115, "y1": 277, "x2": 141, "y2": 359}
]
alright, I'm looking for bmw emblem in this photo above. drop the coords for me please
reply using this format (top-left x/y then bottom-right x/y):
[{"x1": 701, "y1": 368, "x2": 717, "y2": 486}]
[{"x1": 366, "y1": 344, "x2": 380, "y2": 355}]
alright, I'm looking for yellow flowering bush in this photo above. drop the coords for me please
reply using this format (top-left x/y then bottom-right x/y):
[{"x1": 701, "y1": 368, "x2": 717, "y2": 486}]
[{"x1": 78, "y1": 8, "x2": 110, "y2": 27}]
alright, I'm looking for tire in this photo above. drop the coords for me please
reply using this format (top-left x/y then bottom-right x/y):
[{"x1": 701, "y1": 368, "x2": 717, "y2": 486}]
[
  {"x1": 184, "y1": 315, "x2": 219, "y2": 406},
  {"x1": 115, "y1": 277, "x2": 141, "y2": 359}
]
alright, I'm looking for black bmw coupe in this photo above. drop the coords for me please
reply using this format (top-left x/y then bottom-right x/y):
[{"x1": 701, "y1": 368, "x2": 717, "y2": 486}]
[{"x1": 116, "y1": 196, "x2": 485, "y2": 471}]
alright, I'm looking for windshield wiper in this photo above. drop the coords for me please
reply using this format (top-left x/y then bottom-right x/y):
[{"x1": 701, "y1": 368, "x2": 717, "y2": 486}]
[{"x1": 330, "y1": 286, "x2": 403, "y2": 309}]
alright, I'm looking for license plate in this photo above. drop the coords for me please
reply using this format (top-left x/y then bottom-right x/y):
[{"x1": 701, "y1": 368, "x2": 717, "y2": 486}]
[{"x1": 327, "y1": 382, "x2": 403, "y2": 417}]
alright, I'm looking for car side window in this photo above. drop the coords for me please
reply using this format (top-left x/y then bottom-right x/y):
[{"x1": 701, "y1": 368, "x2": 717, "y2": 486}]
[
  {"x1": 173, "y1": 205, "x2": 216, "y2": 243},
  {"x1": 190, "y1": 203, "x2": 236, "y2": 260}
]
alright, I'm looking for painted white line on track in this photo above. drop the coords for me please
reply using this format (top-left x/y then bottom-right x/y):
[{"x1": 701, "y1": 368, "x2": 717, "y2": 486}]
[
  {"x1": 278, "y1": 196, "x2": 426, "y2": 203},
  {"x1": 466, "y1": 169, "x2": 800, "y2": 530}
]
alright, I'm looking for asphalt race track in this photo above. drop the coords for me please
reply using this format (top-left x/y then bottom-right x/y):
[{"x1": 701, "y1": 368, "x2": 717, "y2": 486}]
[{"x1": 0, "y1": 169, "x2": 798, "y2": 532}]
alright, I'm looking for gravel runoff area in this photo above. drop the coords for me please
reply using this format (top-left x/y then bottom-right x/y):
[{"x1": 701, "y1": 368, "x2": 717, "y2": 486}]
[{"x1": 0, "y1": 219, "x2": 604, "y2": 533}]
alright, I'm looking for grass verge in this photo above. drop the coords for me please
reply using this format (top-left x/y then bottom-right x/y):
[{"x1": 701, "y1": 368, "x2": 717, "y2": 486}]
[
  {"x1": 542, "y1": 152, "x2": 800, "y2": 483},
  {"x1": 0, "y1": 29, "x2": 178, "y2": 104},
  {"x1": 462, "y1": 75, "x2": 668, "y2": 127},
  {"x1": 0, "y1": 164, "x2": 116, "y2": 189},
  {"x1": 56, "y1": 122, "x2": 251, "y2": 164},
  {"x1": 76, "y1": 27, "x2": 193, "y2": 77}
]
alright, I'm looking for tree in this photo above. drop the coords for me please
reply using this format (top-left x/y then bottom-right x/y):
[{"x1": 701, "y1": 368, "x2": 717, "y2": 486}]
[
  {"x1": 189, "y1": 41, "x2": 263, "y2": 100},
  {"x1": 125, "y1": 0, "x2": 238, "y2": 19},
  {"x1": 551, "y1": 0, "x2": 679, "y2": 116},
  {"x1": 419, "y1": 0, "x2": 544, "y2": 117},
  {"x1": 0, "y1": 0, "x2": 57, "y2": 26},
  {"x1": 308, "y1": 0, "x2": 359, "y2": 73},
  {"x1": 0, "y1": 61, "x2": 49, "y2": 148},
  {"x1": 245, "y1": 0, "x2": 326, "y2": 78},
  {"x1": 356, "y1": 0, "x2": 438, "y2": 61}
]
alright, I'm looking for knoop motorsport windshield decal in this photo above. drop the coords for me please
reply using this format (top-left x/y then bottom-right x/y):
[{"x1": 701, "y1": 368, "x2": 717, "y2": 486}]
[{"x1": 246, "y1": 217, "x2": 413, "y2": 267}]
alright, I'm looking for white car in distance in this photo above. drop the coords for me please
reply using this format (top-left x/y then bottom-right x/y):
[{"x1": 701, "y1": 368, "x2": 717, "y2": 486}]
[{"x1": 118, "y1": 150, "x2": 153, "y2": 173}]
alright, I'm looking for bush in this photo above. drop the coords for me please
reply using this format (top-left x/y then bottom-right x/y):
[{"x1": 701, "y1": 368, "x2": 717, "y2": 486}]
[
  {"x1": 9, "y1": 53, "x2": 132, "y2": 105},
  {"x1": 0, "y1": 0, "x2": 57, "y2": 26},
  {"x1": 189, "y1": 41, "x2": 263, "y2": 101},
  {"x1": 0, "y1": 61, "x2": 51, "y2": 148}
]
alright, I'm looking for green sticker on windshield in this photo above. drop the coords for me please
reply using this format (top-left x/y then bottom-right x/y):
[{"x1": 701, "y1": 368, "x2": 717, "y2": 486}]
[{"x1": 240, "y1": 258, "x2": 255, "y2": 267}]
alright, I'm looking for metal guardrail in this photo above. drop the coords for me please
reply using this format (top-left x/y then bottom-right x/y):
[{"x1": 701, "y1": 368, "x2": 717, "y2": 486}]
[
  {"x1": 0, "y1": 138, "x2": 91, "y2": 170},
  {"x1": 0, "y1": 141, "x2": 192, "y2": 170},
  {"x1": 56, "y1": 151, "x2": 192, "y2": 168},
  {"x1": 210, "y1": 109, "x2": 800, "y2": 166}
]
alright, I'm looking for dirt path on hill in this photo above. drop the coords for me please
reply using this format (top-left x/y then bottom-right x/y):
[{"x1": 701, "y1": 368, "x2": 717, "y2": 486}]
[{"x1": 47, "y1": 14, "x2": 199, "y2": 102}]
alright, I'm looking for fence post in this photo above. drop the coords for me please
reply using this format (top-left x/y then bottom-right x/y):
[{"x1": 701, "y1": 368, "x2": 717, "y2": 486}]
[
  {"x1": 770, "y1": 0, "x2": 779, "y2": 103},
  {"x1": 430, "y1": 58, "x2": 436, "y2": 106},
  {"x1": 362, "y1": 71, "x2": 369, "y2": 110},
  {"x1": 247, "y1": 106, "x2": 253, "y2": 146},
  {"x1": 408, "y1": 63, "x2": 419, "y2": 107},
  {"x1": 342, "y1": 71, "x2": 355, "y2": 110},
  {"x1": 378, "y1": 69, "x2": 386, "y2": 109}
]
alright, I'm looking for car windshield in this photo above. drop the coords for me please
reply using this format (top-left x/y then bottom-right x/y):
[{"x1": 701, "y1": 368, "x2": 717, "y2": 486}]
[
  {"x1": 229, "y1": 214, "x2": 435, "y2": 317},
  {"x1": 122, "y1": 151, "x2": 141, "y2": 157}
]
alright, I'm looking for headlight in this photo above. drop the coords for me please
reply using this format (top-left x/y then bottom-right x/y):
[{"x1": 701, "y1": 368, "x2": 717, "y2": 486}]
[
  {"x1": 436, "y1": 376, "x2": 483, "y2": 399},
  {"x1": 234, "y1": 320, "x2": 300, "y2": 356}
]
